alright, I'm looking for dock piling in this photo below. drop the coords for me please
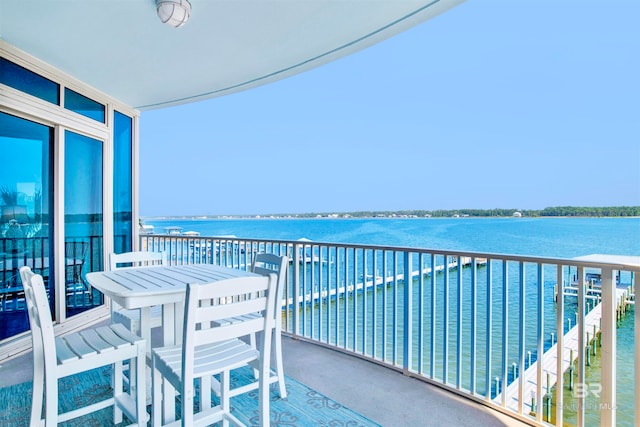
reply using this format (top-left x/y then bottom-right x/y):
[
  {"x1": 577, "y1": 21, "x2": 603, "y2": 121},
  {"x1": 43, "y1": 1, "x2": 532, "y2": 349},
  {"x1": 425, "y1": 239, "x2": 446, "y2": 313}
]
[{"x1": 530, "y1": 392, "x2": 537, "y2": 416}]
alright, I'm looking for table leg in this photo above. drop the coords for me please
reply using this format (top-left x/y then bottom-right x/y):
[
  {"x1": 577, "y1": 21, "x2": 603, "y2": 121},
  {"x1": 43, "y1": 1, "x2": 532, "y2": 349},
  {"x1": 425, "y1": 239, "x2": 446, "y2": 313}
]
[
  {"x1": 162, "y1": 303, "x2": 177, "y2": 423},
  {"x1": 139, "y1": 306, "x2": 152, "y2": 404},
  {"x1": 140, "y1": 306, "x2": 152, "y2": 355}
]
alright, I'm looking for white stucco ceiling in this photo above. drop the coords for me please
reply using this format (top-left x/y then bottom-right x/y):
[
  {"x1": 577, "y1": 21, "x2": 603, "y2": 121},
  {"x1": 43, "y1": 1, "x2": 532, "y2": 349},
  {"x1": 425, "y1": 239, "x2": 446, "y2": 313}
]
[{"x1": 0, "y1": 0, "x2": 464, "y2": 111}]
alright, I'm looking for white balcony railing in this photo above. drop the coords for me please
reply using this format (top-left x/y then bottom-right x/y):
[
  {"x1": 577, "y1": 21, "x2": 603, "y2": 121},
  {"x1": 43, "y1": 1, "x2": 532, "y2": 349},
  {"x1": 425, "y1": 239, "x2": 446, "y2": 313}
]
[{"x1": 141, "y1": 234, "x2": 639, "y2": 427}]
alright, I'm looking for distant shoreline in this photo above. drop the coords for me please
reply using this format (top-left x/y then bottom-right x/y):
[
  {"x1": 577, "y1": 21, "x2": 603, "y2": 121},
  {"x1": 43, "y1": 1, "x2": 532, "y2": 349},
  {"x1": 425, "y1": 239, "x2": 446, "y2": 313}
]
[{"x1": 142, "y1": 206, "x2": 640, "y2": 220}]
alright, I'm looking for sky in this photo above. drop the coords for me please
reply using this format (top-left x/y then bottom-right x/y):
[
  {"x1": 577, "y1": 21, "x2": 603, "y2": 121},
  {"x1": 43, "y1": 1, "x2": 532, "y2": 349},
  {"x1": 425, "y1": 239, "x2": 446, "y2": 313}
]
[{"x1": 139, "y1": 0, "x2": 640, "y2": 217}]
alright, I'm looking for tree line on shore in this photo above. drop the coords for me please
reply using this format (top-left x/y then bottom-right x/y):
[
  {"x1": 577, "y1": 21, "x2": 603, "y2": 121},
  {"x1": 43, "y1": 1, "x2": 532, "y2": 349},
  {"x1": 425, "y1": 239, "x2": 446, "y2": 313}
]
[
  {"x1": 282, "y1": 206, "x2": 640, "y2": 218},
  {"x1": 151, "y1": 206, "x2": 640, "y2": 220}
]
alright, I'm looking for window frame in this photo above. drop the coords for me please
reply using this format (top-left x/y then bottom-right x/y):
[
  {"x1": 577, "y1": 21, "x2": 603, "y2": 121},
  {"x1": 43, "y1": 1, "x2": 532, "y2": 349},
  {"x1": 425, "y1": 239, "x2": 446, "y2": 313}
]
[{"x1": 0, "y1": 40, "x2": 140, "y2": 358}]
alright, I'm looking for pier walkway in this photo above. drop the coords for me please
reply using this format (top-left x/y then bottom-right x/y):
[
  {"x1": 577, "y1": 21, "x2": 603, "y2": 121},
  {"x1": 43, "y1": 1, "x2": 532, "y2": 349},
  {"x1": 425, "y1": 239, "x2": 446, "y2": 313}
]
[
  {"x1": 287, "y1": 256, "x2": 486, "y2": 308},
  {"x1": 499, "y1": 286, "x2": 629, "y2": 414}
]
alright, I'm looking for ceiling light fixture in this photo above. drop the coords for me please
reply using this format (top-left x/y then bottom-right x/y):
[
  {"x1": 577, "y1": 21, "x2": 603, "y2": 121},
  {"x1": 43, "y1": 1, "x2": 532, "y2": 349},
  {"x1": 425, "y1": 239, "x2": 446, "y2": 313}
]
[{"x1": 156, "y1": 0, "x2": 191, "y2": 28}]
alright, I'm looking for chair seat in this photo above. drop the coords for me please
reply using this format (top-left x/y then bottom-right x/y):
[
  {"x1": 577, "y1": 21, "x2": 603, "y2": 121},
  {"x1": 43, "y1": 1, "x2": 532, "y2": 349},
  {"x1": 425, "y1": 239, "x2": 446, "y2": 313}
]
[
  {"x1": 153, "y1": 339, "x2": 259, "y2": 386},
  {"x1": 55, "y1": 323, "x2": 144, "y2": 372}
]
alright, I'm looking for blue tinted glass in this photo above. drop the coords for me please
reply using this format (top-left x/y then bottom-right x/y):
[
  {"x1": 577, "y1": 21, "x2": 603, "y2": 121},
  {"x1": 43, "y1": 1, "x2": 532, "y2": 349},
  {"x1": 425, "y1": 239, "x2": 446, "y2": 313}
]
[
  {"x1": 65, "y1": 130, "x2": 104, "y2": 316},
  {"x1": 0, "y1": 111, "x2": 53, "y2": 340},
  {"x1": 64, "y1": 88, "x2": 105, "y2": 123},
  {"x1": 0, "y1": 57, "x2": 60, "y2": 104},
  {"x1": 113, "y1": 111, "x2": 133, "y2": 253}
]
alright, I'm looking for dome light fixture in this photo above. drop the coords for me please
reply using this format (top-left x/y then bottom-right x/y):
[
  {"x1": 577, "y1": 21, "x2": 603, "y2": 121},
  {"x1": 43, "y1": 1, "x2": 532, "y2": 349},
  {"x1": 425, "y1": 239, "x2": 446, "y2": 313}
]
[{"x1": 156, "y1": 0, "x2": 191, "y2": 28}]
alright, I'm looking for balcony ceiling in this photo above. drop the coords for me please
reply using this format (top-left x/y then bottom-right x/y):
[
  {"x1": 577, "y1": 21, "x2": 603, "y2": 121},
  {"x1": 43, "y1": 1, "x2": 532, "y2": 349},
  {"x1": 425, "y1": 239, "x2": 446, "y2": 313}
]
[{"x1": 0, "y1": 0, "x2": 463, "y2": 111}]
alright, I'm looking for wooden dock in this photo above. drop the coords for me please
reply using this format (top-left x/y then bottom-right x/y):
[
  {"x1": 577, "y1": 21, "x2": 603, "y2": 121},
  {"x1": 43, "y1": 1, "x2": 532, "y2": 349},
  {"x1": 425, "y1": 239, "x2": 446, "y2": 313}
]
[
  {"x1": 286, "y1": 256, "x2": 486, "y2": 308},
  {"x1": 498, "y1": 286, "x2": 630, "y2": 414}
]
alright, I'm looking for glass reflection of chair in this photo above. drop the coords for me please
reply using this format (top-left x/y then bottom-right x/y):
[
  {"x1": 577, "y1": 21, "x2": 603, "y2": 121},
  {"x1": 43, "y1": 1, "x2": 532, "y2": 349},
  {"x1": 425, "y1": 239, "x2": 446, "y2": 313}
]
[
  {"x1": 0, "y1": 274, "x2": 22, "y2": 311},
  {"x1": 19, "y1": 266, "x2": 147, "y2": 426},
  {"x1": 64, "y1": 240, "x2": 90, "y2": 308}
]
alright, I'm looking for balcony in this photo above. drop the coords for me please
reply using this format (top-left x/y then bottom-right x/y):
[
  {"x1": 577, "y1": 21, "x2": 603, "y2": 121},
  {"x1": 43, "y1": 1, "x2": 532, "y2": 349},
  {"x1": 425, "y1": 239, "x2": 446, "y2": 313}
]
[
  {"x1": 141, "y1": 234, "x2": 638, "y2": 426},
  {"x1": 0, "y1": 234, "x2": 637, "y2": 426}
]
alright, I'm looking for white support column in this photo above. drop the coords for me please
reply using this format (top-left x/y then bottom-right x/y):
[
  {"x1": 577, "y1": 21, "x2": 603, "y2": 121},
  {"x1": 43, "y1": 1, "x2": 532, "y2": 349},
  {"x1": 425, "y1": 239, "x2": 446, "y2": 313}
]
[{"x1": 600, "y1": 268, "x2": 616, "y2": 427}]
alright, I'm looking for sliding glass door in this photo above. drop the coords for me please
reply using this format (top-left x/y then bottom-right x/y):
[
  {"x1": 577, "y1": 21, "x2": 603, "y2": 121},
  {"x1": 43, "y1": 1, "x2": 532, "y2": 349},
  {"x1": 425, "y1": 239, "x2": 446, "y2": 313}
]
[
  {"x1": 0, "y1": 117, "x2": 108, "y2": 336},
  {"x1": 1, "y1": 48, "x2": 139, "y2": 355},
  {"x1": 64, "y1": 131, "x2": 104, "y2": 317},
  {"x1": 0, "y1": 112, "x2": 53, "y2": 340}
]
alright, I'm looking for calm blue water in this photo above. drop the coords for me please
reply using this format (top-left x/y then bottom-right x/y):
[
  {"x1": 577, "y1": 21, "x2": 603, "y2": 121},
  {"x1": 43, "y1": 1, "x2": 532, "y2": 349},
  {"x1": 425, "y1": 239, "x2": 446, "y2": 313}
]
[
  {"x1": 145, "y1": 216, "x2": 639, "y2": 425},
  {"x1": 145, "y1": 217, "x2": 640, "y2": 258}
]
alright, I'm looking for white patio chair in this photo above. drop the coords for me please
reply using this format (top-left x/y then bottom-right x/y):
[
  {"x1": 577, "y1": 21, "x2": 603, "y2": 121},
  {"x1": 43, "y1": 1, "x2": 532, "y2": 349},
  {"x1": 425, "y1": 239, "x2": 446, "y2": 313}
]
[
  {"x1": 19, "y1": 266, "x2": 147, "y2": 426},
  {"x1": 151, "y1": 273, "x2": 276, "y2": 427},
  {"x1": 210, "y1": 253, "x2": 289, "y2": 399},
  {"x1": 109, "y1": 251, "x2": 167, "y2": 335},
  {"x1": 247, "y1": 253, "x2": 290, "y2": 395}
]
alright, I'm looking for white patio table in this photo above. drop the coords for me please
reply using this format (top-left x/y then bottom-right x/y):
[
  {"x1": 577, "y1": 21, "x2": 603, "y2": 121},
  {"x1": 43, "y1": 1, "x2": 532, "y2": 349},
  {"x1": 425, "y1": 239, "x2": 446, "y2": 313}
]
[
  {"x1": 86, "y1": 263, "x2": 259, "y2": 351},
  {"x1": 86, "y1": 263, "x2": 260, "y2": 414}
]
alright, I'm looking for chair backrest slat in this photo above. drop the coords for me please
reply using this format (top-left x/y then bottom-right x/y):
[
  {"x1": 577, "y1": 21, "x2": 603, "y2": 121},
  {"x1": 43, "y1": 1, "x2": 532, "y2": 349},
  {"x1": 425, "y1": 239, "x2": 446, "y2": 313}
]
[
  {"x1": 195, "y1": 316, "x2": 265, "y2": 343},
  {"x1": 191, "y1": 277, "x2": 269, "y2": 301},
  {"x1": 109, "y1": 251, "x2": 166, "y2": 271},
  {"x1": 195, "y1": 296, "x2": 268, "y2": 323}
]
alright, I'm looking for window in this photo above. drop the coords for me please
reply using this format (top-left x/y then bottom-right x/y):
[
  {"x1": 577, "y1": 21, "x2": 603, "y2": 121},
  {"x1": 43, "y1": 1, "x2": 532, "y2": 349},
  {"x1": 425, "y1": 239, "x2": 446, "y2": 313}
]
[
  {"x1": 113, "y1": 111, "x2": 133, "y2": 253},
  {"x1": 0, "y1": 57, "x2": 59, "y2": 105},
  {"x1": 64, "y1": 88, "x2": 105, "y2": 123}
]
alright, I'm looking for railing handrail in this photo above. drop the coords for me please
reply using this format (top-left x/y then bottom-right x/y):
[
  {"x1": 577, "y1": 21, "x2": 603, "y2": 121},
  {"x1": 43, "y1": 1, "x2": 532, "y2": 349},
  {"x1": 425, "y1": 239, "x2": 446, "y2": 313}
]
[{"x1": 141, "y1": 233, "x2": 640, "y2": 272}]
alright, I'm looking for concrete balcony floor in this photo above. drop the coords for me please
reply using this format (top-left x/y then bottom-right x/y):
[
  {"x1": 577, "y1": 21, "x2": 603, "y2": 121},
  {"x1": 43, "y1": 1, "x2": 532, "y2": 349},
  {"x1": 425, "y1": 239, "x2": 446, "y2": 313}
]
[
  {"x1": 280, "y1": 336, "x2": 530, "y2": 427},
  {"x1": 0, "y1": 331, "x2": 530, "y2": 427}
]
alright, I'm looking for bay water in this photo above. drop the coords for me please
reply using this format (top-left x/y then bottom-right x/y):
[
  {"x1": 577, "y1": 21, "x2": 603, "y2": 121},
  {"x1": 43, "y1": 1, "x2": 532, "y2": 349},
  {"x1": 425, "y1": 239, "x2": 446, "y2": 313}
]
[{"x1": 144, "y1": 216, "x2": 639, "y2": 258}]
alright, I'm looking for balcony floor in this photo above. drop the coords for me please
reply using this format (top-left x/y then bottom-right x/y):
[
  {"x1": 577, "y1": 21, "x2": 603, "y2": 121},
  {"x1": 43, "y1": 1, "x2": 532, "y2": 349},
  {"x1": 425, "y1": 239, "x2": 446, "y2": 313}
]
[
  {"x1": 280, "y1": 336, "x2": 530, "y2": 427},
  {"x1": 0, "y1": 328, "x2": 530, "y2": 427}
]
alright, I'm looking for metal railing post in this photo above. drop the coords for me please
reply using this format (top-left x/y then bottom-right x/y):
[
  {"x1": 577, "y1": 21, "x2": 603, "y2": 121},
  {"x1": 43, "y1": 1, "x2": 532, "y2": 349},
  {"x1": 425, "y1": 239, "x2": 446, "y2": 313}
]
[
  {"x1": 293, "y1": 243, "x2": 301, "y2": 336},
  {"x1": 635, "y1": 272, "x2": 639, "y2": 427},
  {"x1": 403, "y1": 251, "x2": 412, "y2": 373},
  {"x1": 554, "y1": 265, "x2": 563, "y2": 426},
  {"x1": 518, "y1": 262, "x2": 526, "y2": 414},
  {"x1": 600, "y1": 267, "x2": 616, "y2": 427},
  {"x1": 485, "y1": 259, "x2": 493, "y2": 401},
  {"x1": 577, "y1": 266, "x2": 585, "y2": 427}
]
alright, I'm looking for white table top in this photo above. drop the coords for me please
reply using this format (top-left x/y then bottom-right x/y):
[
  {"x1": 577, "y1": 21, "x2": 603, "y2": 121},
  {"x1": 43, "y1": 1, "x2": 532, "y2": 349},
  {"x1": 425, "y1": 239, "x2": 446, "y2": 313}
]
[{"x1": 86, "y1": 264, "x2": 258, "y2": 310}]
